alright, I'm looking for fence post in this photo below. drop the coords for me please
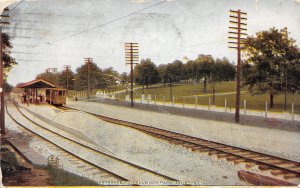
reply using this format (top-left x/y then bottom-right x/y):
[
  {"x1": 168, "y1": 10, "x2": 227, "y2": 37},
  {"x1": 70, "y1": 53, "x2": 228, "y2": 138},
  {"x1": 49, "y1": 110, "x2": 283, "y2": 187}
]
[
  {"x1": 244, "y1": 99, "x2": 247, "y2": 115},
  {"x1": 225, "y1": 98, "x2": 227, "y2": 112},
  {"x1": 182, "y1": 97, "x2": 185, "y2": 108},
  {"x1": 163, "y1": 96, "x2": 165, "y2": 106},
  {"x1": 265, "y1": 101, "x2": 268, "y2": 118},
  {"x1": 172, "y1": 96, "x2": 175, "y2": 107},
  {"x1": 292, "y1": 101, "x2": 294, "y2": 124},
  {"x1": 140, "y1": 95, "x2": 143, "y2": 104},
  {"x1": 208, "y1": 97, "x2": 211, "y2": 111},
  {"x1": 195, "y1": 96, "x2": 198, "y2": 109},
  {"x1": 154, "y1": 94, "x2": 157, "y2": 105}
]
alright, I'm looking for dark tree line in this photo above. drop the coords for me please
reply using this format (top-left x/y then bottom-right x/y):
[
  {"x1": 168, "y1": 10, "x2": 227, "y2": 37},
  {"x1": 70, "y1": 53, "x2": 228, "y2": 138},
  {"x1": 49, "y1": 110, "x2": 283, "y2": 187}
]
[{"x1": 36, "y1": 63, "x2": 126, "y2": 92}]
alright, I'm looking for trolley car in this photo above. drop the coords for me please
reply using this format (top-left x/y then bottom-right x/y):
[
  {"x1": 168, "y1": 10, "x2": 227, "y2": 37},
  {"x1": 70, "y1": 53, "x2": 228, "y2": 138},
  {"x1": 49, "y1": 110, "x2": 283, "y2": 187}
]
[{"x1": 45, "y1": 88, "x2": 66, "y2": 105}]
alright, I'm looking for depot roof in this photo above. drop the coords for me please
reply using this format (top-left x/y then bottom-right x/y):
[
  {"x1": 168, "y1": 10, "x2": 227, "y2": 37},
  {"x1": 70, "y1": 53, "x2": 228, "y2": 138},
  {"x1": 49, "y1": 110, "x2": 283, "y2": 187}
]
[{"x1": 16, "y1": 79, "x2": 56, "y2": 88}]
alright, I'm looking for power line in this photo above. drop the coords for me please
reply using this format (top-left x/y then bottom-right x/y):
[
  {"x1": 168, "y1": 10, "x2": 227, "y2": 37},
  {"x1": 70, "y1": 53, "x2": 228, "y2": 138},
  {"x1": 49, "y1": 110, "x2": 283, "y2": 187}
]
[
  {"x1": 9, "y1": 0, "x2": 26, "y2": 13},
  {"x1": 47, "y1": 0, "x2": 167, "y2": 44}
]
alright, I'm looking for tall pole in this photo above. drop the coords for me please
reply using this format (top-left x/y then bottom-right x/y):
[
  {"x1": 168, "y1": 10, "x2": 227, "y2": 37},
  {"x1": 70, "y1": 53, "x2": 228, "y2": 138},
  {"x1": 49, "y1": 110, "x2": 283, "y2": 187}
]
[
  {"x1": 63, "y1": 65, "x2": 71, "y2": 96},
  {"x1": 236, "y1": 11, "x2": 241, "y2": 123},
  {"x1": 84, "y1": 58, "x2": 93, "y2": 99},
  {"x1": 130, "y1": 43, "x2": 134, "y2": 107},
  {"x1": 284, "y1": 67, "x2": 287, "y2": 111},
  {"x1": 0, "y1": 26, "x2": 5, "y2": 135},
  {"x1": 125, "y1": 42, "x2": 139, "y2": 107},
  {"x1": 228, "y1": 9, "x2": 247, "y2": 123},
  {"x1": 0, "y1": 9, "x2": 9, "y2": 136},
  {"x1": 63, "y1": 65, "x2": 71, "y2": 90}
]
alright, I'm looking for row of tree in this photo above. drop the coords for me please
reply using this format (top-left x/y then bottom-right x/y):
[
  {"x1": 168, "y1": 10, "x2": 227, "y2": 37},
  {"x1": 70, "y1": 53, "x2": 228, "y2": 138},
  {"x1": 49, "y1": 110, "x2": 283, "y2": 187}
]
[
  {"x1": 36, "y1": 64, "x2": 123, "y2": 91},
  {"x1": 134, "y1": 56, "x2": 236, "y2": 92},
  {"x1": 35, "y1": 55, "x2": 236, "y2": 95}
]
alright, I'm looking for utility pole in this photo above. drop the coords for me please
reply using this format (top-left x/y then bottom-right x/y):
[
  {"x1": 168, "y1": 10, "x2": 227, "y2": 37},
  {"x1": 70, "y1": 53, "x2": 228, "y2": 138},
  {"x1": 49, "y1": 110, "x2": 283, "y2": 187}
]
[
  {"x1": 0, "y1": 8, "x2": 9, "y2": 136},
  {"x1": 228, "y1": 9, "x2": 247, "y2": 123},
  {"x1": 125, "y1": 42, "x2": 139, "y2": 107},
  {"x1": 84, "y1": 58, "x2": 93, "y2": 99},
  {"x1": 63, "y1": 65, "x2": 71, "y2": 91}
]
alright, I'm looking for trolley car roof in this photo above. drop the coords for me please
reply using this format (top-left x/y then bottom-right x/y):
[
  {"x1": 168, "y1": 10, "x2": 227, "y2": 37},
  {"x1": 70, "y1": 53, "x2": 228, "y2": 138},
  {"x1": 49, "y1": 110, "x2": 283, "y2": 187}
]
[{"x1": 16, "y1": 79, "x2": 56, "y2": 88}]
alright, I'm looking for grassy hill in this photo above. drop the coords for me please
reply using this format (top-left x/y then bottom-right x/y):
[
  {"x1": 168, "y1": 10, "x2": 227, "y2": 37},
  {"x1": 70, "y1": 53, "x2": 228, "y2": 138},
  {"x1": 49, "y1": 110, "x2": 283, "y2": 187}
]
[{"x1": 115, "y1": 81, "x2": 300, "y2": 113}]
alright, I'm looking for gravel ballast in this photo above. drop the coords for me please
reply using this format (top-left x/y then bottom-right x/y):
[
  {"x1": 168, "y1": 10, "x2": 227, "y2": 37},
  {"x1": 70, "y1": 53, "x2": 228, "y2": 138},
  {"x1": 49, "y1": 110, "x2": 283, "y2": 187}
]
[{"x1": 66, "y1": 100, "x2": 300, "y2": 163}]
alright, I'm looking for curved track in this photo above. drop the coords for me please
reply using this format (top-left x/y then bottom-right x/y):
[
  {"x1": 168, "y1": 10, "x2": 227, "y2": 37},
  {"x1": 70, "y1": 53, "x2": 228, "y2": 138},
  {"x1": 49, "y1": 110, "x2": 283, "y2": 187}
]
[
  {"x1": 7, "y1": 101, "x2": 178, "y2": 184},
  {"x1": 59, "y1": 105, "x2": 300, "y2": 180}
]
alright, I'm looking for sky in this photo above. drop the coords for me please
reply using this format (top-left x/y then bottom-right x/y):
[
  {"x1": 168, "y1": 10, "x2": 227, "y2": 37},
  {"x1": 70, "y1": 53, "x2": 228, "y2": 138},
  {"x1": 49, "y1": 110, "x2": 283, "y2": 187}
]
[{"x1": 1, "y1": 0, "x2": 300, "y2": 86}]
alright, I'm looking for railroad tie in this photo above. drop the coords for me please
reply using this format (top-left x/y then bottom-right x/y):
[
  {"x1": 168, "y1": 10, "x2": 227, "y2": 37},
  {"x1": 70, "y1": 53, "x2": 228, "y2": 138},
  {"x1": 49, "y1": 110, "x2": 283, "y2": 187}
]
[
  {"x1": 283, "y1": 173, "x2": 300, "y2": 179},
  {"x1": 270, "y1": 170, "x2": 285, "y2": 176},
  {"x1": 263, "y1": 159, "x2": 284, "y2": 164},
  {"x1": 245, "y1": 163, "x2": 255, "y2": 168},
  {"x1": 226, "y1": 156, "x2": 239, "y2": 161},
  {"x1": 276, "y1": 163, "x2": 299, "y2": 169},
  {"x1": 208, "y1": 151, "x2": 220, "y2": 155},
  {"x1": 234, "y1": 159, "x2": 247, "y2": 164},
  {"x1": 191, "y1": 146, "x2": 209, "y2": 152},
  {"x1": 258, "y1": 165, "x2": 273, "y2": 171},
  {"x1": 216, "y1": 154, "x2": 228, "y2": 159},
  {"x1": 252, "y1": 156, "x2": 271, "y2": 161},
  {"x1": 290, "y1": 166, "x2": 300, "y2": 172}
]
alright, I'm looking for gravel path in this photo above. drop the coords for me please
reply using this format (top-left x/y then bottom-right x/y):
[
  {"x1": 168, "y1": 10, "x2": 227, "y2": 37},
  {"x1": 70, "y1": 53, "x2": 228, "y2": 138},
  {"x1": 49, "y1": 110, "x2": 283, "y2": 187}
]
[{"x1": 67, "y1": 100, "x2": 300, "y2": 163}]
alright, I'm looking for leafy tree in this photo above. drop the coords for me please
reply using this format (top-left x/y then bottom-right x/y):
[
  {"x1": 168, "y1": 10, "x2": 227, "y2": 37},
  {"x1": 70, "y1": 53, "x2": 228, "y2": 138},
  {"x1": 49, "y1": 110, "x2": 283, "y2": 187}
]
[
  {"x1": 134, "y1": 58, "x2": 159, "y2": 90},
  {"x1": 185, "y1": 60, "x2": 202, "y2": 83},
  {"x1": 2, "y1": 33, "x2": 17, "y2": 78},
  {"x1": 36, "y1": 71, "x2": 60, "y2": 86},
  {"x1": 210, "y1": 57, "x2": 236, "y2": 104},
  {"x1": 158, "y1": 64, "x2": 167, "y2": 84},
  {"x1": 165, "y1": 60, "x2": 184, "y2": 99},
  {"x1": 243, "y1": 27, "x2": 300, "y2": 108},
  {"x1": 120, "y1": 72, "x2": 129, "y2": 84},
  {"x1": 196, "y1": 54, "x2": 214, "y2": 92},
  {"x1": 58, "y1": 69, "x2": 75, "y2": 90},
  {"x1": 102, "y1": 67, "x2": 120, "y2": 86},
  {"x1": 75, "y1": 63, "x2": 107, "y2": 91}
]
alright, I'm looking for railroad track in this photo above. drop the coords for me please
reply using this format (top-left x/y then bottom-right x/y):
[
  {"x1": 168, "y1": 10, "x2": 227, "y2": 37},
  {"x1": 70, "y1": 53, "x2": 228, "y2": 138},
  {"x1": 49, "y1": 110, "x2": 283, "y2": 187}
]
[
  {"x1": 59, "y1": 105, "x2": 300, "y2": 181},
  {"x1": 7, "y1": 101, "x2": 178, "y2": 184}
]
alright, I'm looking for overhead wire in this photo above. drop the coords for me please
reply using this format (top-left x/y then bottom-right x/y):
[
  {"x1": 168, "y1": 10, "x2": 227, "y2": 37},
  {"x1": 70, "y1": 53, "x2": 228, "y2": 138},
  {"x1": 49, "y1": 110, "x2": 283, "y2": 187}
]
[
  {"x1": 9, "y1": 0, "x2": 26, "y2": 13},
  {"x1": 47, "y1": 0, "x2": 168, "y2": 45}
]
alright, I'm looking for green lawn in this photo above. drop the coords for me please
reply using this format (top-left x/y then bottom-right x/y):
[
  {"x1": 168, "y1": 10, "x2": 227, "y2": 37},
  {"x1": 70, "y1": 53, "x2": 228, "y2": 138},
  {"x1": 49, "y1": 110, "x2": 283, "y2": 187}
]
[{"x1": 115, "y1": 82, "x2": 300, "y2": 113}]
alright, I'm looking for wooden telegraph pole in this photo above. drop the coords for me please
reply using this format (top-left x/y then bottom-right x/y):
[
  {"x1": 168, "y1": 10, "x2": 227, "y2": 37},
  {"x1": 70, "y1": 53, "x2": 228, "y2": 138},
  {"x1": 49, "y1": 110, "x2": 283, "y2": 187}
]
[
  {"x1": 0, "y1": 8, "x2": 10, "y2": 136},
  {"x1": 125, "y1": 43, "x2": 139, "y2": 107},
  {"x1": 63, "y1": 65, "x2": 71, "y2": 90},
  {"x1": 84, "y1": 58, "x2": 93, "y2": 99},
  {"x1": 228, "y1": 9, "x2": 247, "y2": 123}
]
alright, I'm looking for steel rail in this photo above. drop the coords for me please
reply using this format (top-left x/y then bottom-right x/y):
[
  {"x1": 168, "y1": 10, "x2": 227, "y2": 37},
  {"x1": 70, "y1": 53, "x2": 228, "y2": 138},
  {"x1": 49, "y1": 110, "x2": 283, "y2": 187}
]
[
  {"x1": 9, "y1": 101, "x2": 178, "y2": 182},
  {"x1": 60, "y1": 105, "x2": 300, "y2": 179}
]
